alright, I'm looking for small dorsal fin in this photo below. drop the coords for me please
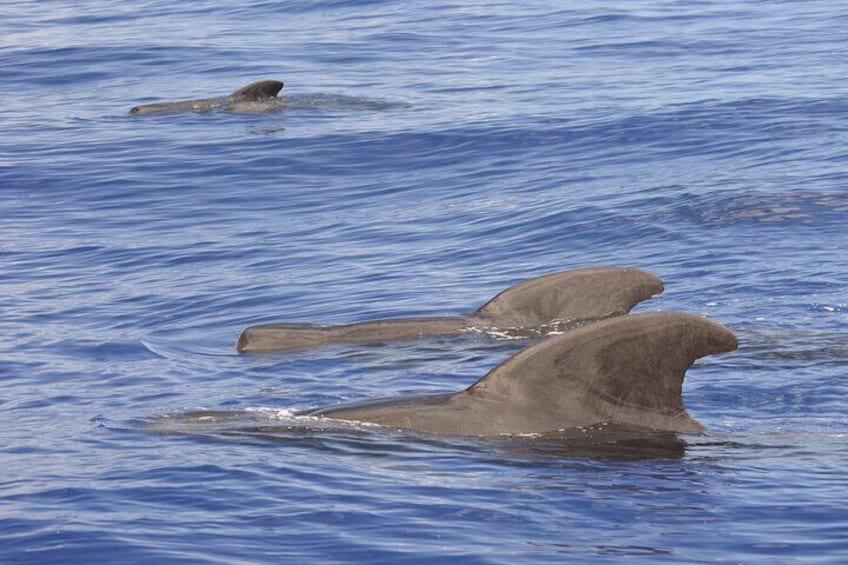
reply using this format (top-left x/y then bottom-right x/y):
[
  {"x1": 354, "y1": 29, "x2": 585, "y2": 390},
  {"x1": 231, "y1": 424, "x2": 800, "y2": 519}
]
[
  {"x1": 468, "y1": 312, "x2": 737, "y2": 432},
  {"x1": 236, "y1": 267, "x2": 664, "y2": 353},
  {"x1": 475, "y1": 266, "x2": 664, "y2": 326},
  {"x1": 230, "y1": 79, "x2": 284, "y2": 100}
]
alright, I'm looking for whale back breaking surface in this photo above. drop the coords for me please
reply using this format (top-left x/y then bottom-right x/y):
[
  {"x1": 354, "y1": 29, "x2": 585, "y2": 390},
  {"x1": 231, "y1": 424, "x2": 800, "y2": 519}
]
[
  {"x1": 312, "y1": 312, "x2": 738, "y2": 436},
  {"x1": 237, "y1": 266, "x2": 665, "y2": 353},
  {"x1": 236, "y1": 317, "x2": 470, "y2": 353},
  {"x1": 129, "y1": 79, "x2": 284, "y2": 115}
]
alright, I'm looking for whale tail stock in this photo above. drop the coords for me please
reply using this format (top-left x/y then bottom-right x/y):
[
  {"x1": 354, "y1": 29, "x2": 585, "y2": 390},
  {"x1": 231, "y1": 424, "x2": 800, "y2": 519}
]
[{"x1": 236, "y1": 266, "x2": 664, "y2": 353}]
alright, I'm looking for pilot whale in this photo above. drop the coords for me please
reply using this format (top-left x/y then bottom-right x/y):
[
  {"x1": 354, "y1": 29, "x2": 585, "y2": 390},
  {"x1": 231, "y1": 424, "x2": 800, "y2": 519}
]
[
  {"x1": 305, "y1": 312, "x2": 738, "y2": 436},
  {"x1": 237, "y1": 266, "x2": 665, "y2": 353},
  {"x1": 129, "y1": 79, "x2": 284, "y2": 115}
]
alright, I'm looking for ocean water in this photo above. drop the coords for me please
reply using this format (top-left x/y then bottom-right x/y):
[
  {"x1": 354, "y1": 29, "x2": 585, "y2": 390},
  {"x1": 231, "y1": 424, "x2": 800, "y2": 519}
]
[{"x1": 2, "y1": 0, "x2": 847, "y2": 562}]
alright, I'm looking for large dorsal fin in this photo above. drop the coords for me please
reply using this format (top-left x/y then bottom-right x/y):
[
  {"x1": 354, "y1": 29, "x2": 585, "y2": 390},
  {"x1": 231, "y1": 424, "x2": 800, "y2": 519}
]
[
  {"x1": 467, "y1": 312, "x2": 738, "y2": 432},
  {"x1": 230, "y1": 79, "x2": 284, "y2": 100},
  {"x1": 474, "y1": 266, "x2": 663, "y2": 326}
]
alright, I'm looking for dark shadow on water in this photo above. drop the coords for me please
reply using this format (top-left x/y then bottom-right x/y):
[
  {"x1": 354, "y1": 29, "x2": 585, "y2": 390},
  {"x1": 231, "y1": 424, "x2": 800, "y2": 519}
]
[
  {"x1": 141, "y1": 410, "x2": 687, "y2": 461},
  {"x1": 499, "y1": 425, "x2": 687, "y2": 460}
]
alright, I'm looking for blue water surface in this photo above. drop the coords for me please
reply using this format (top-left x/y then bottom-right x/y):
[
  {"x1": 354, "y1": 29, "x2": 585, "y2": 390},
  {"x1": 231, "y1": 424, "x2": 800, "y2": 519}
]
[{"x1": 2, "y1": 0, "x2": 847, "y2": 562}]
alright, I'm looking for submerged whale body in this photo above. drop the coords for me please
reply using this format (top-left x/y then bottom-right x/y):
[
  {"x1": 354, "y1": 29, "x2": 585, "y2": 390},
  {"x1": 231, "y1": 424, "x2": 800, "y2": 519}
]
[
  {"x1": 306, "y1": 312, "x2": 738, "y2": 437},
  {"x1": 237, "y1": 266, "x2": 665, "y2": 352},
  {"x1": 129, "y1": 79, "x2": 285, "y2": 115}
]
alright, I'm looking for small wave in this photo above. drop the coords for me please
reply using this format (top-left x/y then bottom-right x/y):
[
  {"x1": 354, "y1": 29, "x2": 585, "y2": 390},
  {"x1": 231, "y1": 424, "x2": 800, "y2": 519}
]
[
  {"x1": 465, "y1": 317, "x2": 608, "y2": 340},
  {"x1": 284, "y1": 93, "x2": 409, "y2": 112},
  {"x1": 146, "y1": 407, "x2": 383, "y2": 438}
]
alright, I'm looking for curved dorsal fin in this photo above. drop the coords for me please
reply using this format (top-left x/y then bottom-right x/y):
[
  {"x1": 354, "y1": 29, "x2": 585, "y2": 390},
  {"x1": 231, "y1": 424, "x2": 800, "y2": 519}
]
[
  {"x1": 475, "y1": 266, "x2": 663, "y2": 326},
  {"x1": 468, "y1": 312, "x2": 737, "y2": 432},
  {"x1": 236, "y1": 266, "x2": 665, "y2": 353},
  {"x1": 230, "y1": 79, "x2": 284, "y2": 100}
]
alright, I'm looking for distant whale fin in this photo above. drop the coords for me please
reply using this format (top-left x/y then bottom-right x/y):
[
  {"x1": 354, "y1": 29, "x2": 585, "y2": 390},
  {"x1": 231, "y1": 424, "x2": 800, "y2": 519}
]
[
  {"x1": 467, "y1": 312, "x2": 738, "y2": 432},
  {"x1": 230, "y1": 79, "x2": 284, "y2": 100},
  {"x1": 236, "y1": 267, "x2": 664, "y2": 353},
  {"x1": 130, "y1": 79, "x2": 284, "y2": 114},
  {"x1": 474, "y1": 266, "x2": 663, "y2": 326}
]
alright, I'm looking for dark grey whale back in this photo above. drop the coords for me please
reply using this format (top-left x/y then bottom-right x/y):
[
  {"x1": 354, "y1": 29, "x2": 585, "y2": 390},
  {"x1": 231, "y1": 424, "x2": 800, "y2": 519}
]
[
  {"x1": 237, "y1": 266, "x2": 664, "y2": 352},
  {"x1": 130, "y1": 79, "x2": 284, "y2": 115},
  {"x1": 309, "y1": 312, "x2": 738, "y2": 436}
]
